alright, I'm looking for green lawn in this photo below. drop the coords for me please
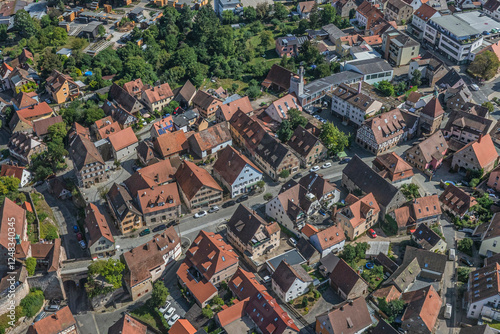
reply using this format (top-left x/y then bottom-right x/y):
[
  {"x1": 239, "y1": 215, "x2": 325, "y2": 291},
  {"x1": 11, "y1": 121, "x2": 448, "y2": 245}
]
[
  {"x1": 130, "y1": 304, "x2": 169, "y2": 332},
  {"x1": 487, "y1": 321, "x2": 500, "y2": 330}
]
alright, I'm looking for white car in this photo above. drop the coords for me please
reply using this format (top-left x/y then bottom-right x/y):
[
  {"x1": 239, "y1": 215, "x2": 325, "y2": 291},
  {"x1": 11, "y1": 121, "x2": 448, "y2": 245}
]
[
  {"x1": 321, "y1": 119, "x2": 327, "y2": 124},
  {"x1": 168, "y1": 314, "x2": 180, "y2": 327},
  {"x1": 470, "y1": 84, "x2": 480, "y2": 91},
  {"x1": 194, "y1": 210, "x2": 207, "y2": 218},
  {"x1": 163, "y1": 307, "x2": 175, "y2": 320},
  {"x1": 159, "y1": 301, "x2": 171, "y2": 314},
  {"x1": 322, "y1": 162, "x2": 332, "y2": 169},
  {"x1": 289, "y1": 238, "x2": 297, "y2": 247},
  {"x1": 310, "y1": 166, "x2": 320, "y2": 172}
]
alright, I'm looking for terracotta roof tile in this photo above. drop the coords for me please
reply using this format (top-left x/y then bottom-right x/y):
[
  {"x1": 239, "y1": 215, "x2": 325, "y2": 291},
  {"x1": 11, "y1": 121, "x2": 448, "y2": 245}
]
[
  {"x1": 189, "y1": 122, "x2": 232, "y2": 153},
  {"x1": 85, "y1": 203, "x2": 114, "y2": 247},
  {"x1": 301, "y1": 224, "x2": 319, "y2": 238},
  {"x1": 213, "y1": 146, "x2": 262, "y2": 186},
  {"x1": 218, "y1": 96, "x2": 253, "y2": 122},
  {"x1": 175, "y1": 161, "x2": 222, "y2": 201},
  {"x1": 108, "y1": 127, "x2": 138, "y2": 152},
  {"x1": 169, "y1": 319, "x2": 197, "y2": 334},
  {"x1": 402, "y1": 285, "x2": 442, "y2": 332},
  {"x1": 136, "y1": 182, "x2": 180, "y2": 215},
  {"x1": 216, "y1": 298, "x2": 249, "y2": 327},
  {"x1": 32, "y1": 116, "x2": 64, "y2": 137},
  {"x1": 27, "y1": 306, "x2": 76, "y2": 334},
  {"x1": 455, "y1": 134, "x2": 498, "y2": 168},
  {"x1": 143, "y1": 83, "x2": 174, "y2": 104},
  {"x1": 108, "y1": 314, "x2": 147, "y2": 334},
  {"x1": 153, "y1": 130, "x2": 188, "y2": 158}
]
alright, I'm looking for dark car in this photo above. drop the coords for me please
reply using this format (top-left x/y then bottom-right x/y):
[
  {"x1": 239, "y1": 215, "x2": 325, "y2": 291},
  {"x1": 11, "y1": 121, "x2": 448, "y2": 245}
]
[
  {"x1": 460, "y1": 257, "x2": 474, "y2": 267},
  {"x1": 339, "y1": 158, "x2": 351, "y2": 164},
  {"x1": 167, "y1": 220, "x2": 179, "y2": 228},
  {"x1": 153, "y1": 224, "x2": 166, "y2": 232},
  {"x1": 222, "y1": 200, "x2": 236, "y2": 208},
  {"x1": 139, "y1": 228, "x2": 151, "y2": 237},
  {"x1": 293, "y1": 173, "x2": 303, "y2": 180},
  {"x1": 236, "y1": 195, "x2": 249, "y2": 203}
]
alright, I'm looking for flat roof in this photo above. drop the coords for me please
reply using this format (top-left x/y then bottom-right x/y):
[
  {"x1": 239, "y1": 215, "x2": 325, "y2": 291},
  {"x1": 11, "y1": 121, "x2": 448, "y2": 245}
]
[
  {"x1": 430, "y1": 15, "x2": 481, "y2": 37},
  {"x1": 455, "y1": 11, "x2": 500, "y2": 32},
  {"x1": 266, "y1": 249, "x2": 306, "y2": 272},
  {"x1": 366, "y1": 241, "x2": 390, "y2": 256},
  {"x1": 301, "y1": 70, "x2": 363, "y2": 97}
]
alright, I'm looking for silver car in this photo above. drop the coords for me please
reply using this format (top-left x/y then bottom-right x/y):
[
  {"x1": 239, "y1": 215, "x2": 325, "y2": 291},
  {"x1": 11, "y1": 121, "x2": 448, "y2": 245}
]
[
  {"x1": 163, "y1": 307, "x2": 175, "y2": 320},
  {"x1": 168, "y1": 314, "x2": 180, "y2": 327}
]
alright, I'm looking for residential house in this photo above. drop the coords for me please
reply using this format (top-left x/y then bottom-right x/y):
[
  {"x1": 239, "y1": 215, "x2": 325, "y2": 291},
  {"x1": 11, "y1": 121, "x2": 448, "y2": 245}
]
[
  {"x1": 342, "y1": 155, "x2": 406, "y2": 215},
  {"x1": 445, "y1": 85, "x2": 473, "y2": 111},
  {"x1": 108, "y1": 314, "x2": 147, "y2": 334},
  {"x1": 123, "y1": 228, "x2": 181, "y2": 300},
  {"x1": 26, "y1": 306, "x2": 77, "y2": 334},
  {"x1": 173, "y1": 80, "x2": 197, "y2": 108},
  {"x1": 375, "y1": 252, "x2": 399, "y2": 275},
  {"x1": 404, "y1": 130, "x2": 448, "y2": 171},
  {"x1": 439, "y1": 184, "x2": 477, "y2": 218},
  {"x1": 331, "y1": 83, "x2": 382, "y2": 127},
  {"x1": 188, "y1": 122, "x2": 232, "y2": 158},
  {"x1": 452, "y1": 134, "x2": 498, "y2": 174},
  {"x1": 152, "y1": 130, "x2": 189, "y2": 159},
  {"x1": 372, "y1": 152, "x2": 414, "y2": 185},
  {"x1": 356, "y1": 108, "x2": 414, "y2": 154},
  {"x1": 333, "y1": 0, "x2": 358, "y2": 17},
  {"x1": 275, "y1": 35, "x2": 309, "y2": 58},
  {"x1": 102, "y1": 100, "x2": 138, "y2": 129},
  {"x1": 390, "y1": 195, "x2": 442, "y2": 233},
  {"x1": 69, "y1": 134, "x2": 107, "y2": 188},
  {"x1": 135, "y1": 182, "x2": 181, "y2": 225},
  {"x1": 295, "y1": 173, "x2": 340, "y2": 208},
  {"x1": 287, "y1": 125, "x2": 328, "y2": 168},
  {"x1": 315, "y1": 298, "x2": 372, "y2": 334},
  {"x1": 0, "y1": 164, "x2": 31, "y2": 187},
  {"x1": 444, "y1": 109, "x2": 494, "y2": 146},
  {"x1": 384, "y1": 0, "x2": 414, "y2": 24},
  {"x1": 108, "y1": 127, "x2": 139, "y2": 161},
  {"x1": 329, "y1": 258, "x2": 368, "y2": 300},
  {"x1": 191, "y1": 90, "x2": 223, "y2": 120},
  {"x1": 0, "y1": 198, "x2": 27, "y2": 270},
  {"x1": 355, "y1": 1, "x2": 384, "y2": 34},
  {"x1": 5, "y1": 67, "x2": 37, "y2": 93},
  {"x1": 466, "y1": 262, "x2": 500, "y2": 319},
  {"x1": 383, "y1": 257, "x2": 421, "y2": 292},
  {"x1": 419, "y1": 97, "x2": 445, "y2": 135},
  {"x1": 32, "y1": 115, "x2": 64, "y2": 139},
  {"x1": 485, "y1": 0, "x2": 500, "y2": 20},
  {"x1": 408, "y1": 52, "x2": 447, "y2": 87},
  {"x1": 254, "y1": 133, "x2": 300, "y2": 181},
  {"x1": 229, "y1": 109, "x2": 267, "y2": 153},
  {"x1": 342, "y1": 58, "x2": 394, "y2": 85},
  {"x1": 488, "y1": 165, "x2": 500, "y2": 192},
  {"x1": 150, "y1": 114, "x2": 174, "y2": 138},
  {"x1": 169, "y1": 319, "x2": 197, "y2": 334},
  {"x1": 412, "y1": 223, "x2": 446, "y2": 252},
  {"x1": 437, "y1": 69, "x2": 467, "y2": 90},
  {"x1": 123, "y1": 78, "x2": 145, "y2": 99},
  {"x1": 12, "y1": 91, "x2": 38, "y2": 110},
  {"x1": 382, "y1": 28, "x2": 420, "y2": 67},
  {"x1": 265, "y1": 94, "x2": 303, "y2": 123},
  {"x1": 177, "y1": 230, "x2": 239, "y2": 307},
  {"x1": 335, "y1": 193, "x2": 380, "y2": 240},
  {"x1": 309, "y1": 224, "x2": 346, "y2": 257},
  {"x1": 8, "y1": 132, "x2": 47, "y2": 165},
  {"x1": 297, "y1": 1, "x2": 315, "y2": 18},
  {"x1": 141, "y1": 83, "x2": 174, "y2": 112},
  {"x1": 175, "y1": 160, "x2": 223, "y2": 212},
  {"x1": 477, "y1": 213, "x2": 500, "y2": 256},
  {"x1": 136, "y1": 140, "x2": 159, "y2": 166},
  {"x1": 226, "y1": 204, "x2": 280, "y2": 270},
  {"x1": 9, "y1": 102, "x2": 54, "y2": 133},
  {"x1": 215, "y1": 96, "x2": 253, "y2": 123},
  {"x1": 45, "y1": 70, "x2": 81, "y2": 104},
  {"x1": 108, "y1": 83, "x2": 143, "y2": 115},
  {"x1": 212, "y1": 146, "x2": 263, "y2": 198},
  {"x1": 272, "y1": 260, "x2": 313, "y2": 302},
  {"x1": 47, "y1": 177, "x2": 71, "y2": 200},
  {"x1": 372, "y1": 285, "x2": 402, "y2": 304},
  {"x1": 85, "y1": 203, "x2": 115, "y2": 259},
  {"x1": 95, "y1": 119, "x2": 121, "y2": 140},
  {"x1": 262, "y1": 64, "x2": 295, "y2": 92},
  {"x1": 106, "y1": 183, "x2": 143, "y2": 234},
  {"x1": 408, "y1": 4, "x2": 440, "y2": 39},
  {"x1": 297, "y1": 237, "x2": 321, "y2": 265},
  {"x1": 401, "y1": 285, "x2": 442, "y2": 334}
]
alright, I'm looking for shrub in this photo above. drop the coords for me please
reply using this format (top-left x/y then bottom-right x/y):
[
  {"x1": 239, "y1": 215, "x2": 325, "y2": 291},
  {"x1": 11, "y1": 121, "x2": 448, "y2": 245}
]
[
  {"x1": 301, "y1": 296, "x2": 308, "y2": 307},
  {"x1": 202, "y1": 306, "x2": 213, "y2": 318},
  {"x1": 20, "y1": 289, "x2": 44, "y2": 318},
  {"x1": 457, "y1": 267, "x2": 471, "y2": 283},
  {"x1": 279, "y1": 170, "x2": 290, "y2": 179},
  {"x1": 263, "y1": 193, "x2": 273, "y2": 201},
  {"x1": 458, "y1": 238, "x2": 473, "y2": 256},
  {"x1": 25, "y1": 257, "x2": 36, "y2": 276}
]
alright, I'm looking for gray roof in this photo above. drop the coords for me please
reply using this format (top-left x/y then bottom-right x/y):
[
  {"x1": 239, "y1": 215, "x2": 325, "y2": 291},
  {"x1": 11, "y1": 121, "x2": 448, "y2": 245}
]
[
  {"x1": 322, "y1": 23, "x2": 347, "y2": 40},
  {"x1": 403, "y1": 246, "x2": 447, "y2": 276},
  {"x1": 297, "y1": 237, "x2": 320, "y2": 262},
  {"x1": 412, "y1": 224, "x2": 442, "y2": 250},
  {"x1": 319, "y1": 252, "x2": 341, "y2": 275},
  {"x1": 346, "y1": 58, "x2": 393, "y2": 75},
  {"x1": 266, "y1": 249, "x2": 306, "y2": 272},
  {"x1": 430, "y1": 15, "x2": 480, "y2": 38},
  {"x1": 302, "y1": 71, "x2": 363, "y2": 98},
  {"x1": 459, "y1": 325, "x2": 496, "y2": 334},
  {"x1": 272, "y1": 260, "x2": 312, "y2": 292}
]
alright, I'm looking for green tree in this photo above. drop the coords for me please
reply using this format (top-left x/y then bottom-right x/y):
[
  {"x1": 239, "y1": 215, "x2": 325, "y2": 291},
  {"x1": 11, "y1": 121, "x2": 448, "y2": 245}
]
[
  {"x1": 20, "y1": 289, "x2": 44, "y2": 318},
  {"x1": 469, "y1": 51, "x2": 500, "y2": 80},
  {"x1": 88, "y1": 259, "x2": 126, "y2": 289},
  {"x1": 202, "y1": 306, "x2": 213, "y2": 318},
  {"x1": 288, "y1": 108, "x2": 308, "y2": 129},
  {"x1": 377, "y1": 80, "x2": 394, "y2": 97},
  {"x1": 401, "y1": 183, "x2": 420, "y2": 200},
  {"x1": 300, "y1": 40, "x2": 320, "y2": 65},
  {"x1": 458, "y1": 238, "x2": 473, "y2": 256},
  {"x1": 222, "y1": 10, "x2": 236, "y2": 24},
  {"x1": 260, "y1": 30, "x2": 273, "y2": 49},
  {"x1": 482, "y1": 101, "x2": 495, "y2": 113},
  {"x1": 25, "y1": 257, "x2": 36, "y2": 276},
  {"x1": 85, "y1": 107, "x2": 105, "y2": 125},
  {"x1": 47, "y1": 123, "x2": 68, "y2": 143},
  {"x1": 150, "y1": 280, "x2": 169, "y2": 308},
  {"x1": 457, "y1": 267, "x2": 471, "y2": 283},
  {"x1": 257, "y1": 180, "x2": 265, "y2": 188},
  {"x1": 378, "y1": 298, "x2": 405, "y2": 323},
  {"x1": 98, "y1": 25, "x2": 106, "y2": 36},
  {"x1": 301, "y1": 296, "x2": 308, "y2": 307},
  {"x1": 243, "y1": 7, "x2": 257, "y2": 21},
  {"x1": 274, "y1": 2, "x2": 289, "y2": 20},
  {"x1": 355, "y1": 242, "x2": 369, "y2": 259},
  {"x1": 277, "y1": 120, "x2": 294, "y2": 142},
  {"x1": 321, "y1": 5, "x2": 336, "y2": 25},
  {"x1": 341, "y1": 244, "x2": 356, "y2": 262},
  {"x1": 14, "y1": 10, "x2": 38, "y2": 38},
  {"x1": 319, "y1": 122, "x2": 349, "y2": 154},
  {"x1": 213, "y1": 296, "x2": 224, "y2": 305},
  {"x1": 246, "y1": 85, "x2": 262, "y2": 99},
  {"x1": 279, "y1": 170, "x2": 290, "y2": 179},
  {"x1": 0, "y1": 176, "x2": 20, "y2": 195},
  {"x1": 410, "y1": 69, "x2": 422, "y2": 87},
  {"x1": 255, "y1": 3, "x2": 270, "y2": 20}
]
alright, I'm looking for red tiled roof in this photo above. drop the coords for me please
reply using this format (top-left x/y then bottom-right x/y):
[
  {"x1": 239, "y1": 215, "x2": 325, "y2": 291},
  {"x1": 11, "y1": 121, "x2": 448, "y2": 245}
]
[
  {"x1": 108, "y1": 314, "x2": 147, "y2": 334},
  {"x1": 136, "y1": 182, "x2": 180, "y2": 215},
  {"x1": 218, "y1": 96, "x2": 253, "y2": 122},
  {"x1": 421, "y1": 97, "x2": 444, "y2": 118},
  {"x1": 455, "y1": 134, "x2": 498, "y2": 169},
  {"x1": 301, "y1": 224, "x2": 319, "y2": 238},
  {"x1": 16, "y1": 102, "x2": 53, "y2": 124},
  {"x1": 212, "y1": 145, "x2": 262, "y2": 186},
  {"x1": 143, "y1": 83, "x2": 174, "y2": 104},
  {"x1": 402, "y1": 285, "x2": 442, "y2": 332},
  {"x1": 229, "y1": 268, "x2": 267, "y2": 300},
  {"x1": 153, "y1": 130, "x2": 188, "y2": 157},
  {"x1": 32, "y1": 115, "x2": 64, "y2": 137},
  {"x1": 27, "y1": 306, "x2": 76, "y2": 334},
  {"x1": 169, "y1": 319, "x2": 197, "y2": 334},
  {"x1": 98, "y1": 121, "x2": 121, "y2": 139},
  {"x1": 216, "y1": 298, "x2": 249, "y2": 327},
  {"x1": 108, "y1": 127, "x2": 138, "y2": 152},
  {"x1": 0, "y1": 164, "x2": 25, "y2": 181},
  {"x1": 85, "y1": 203, "x2": 114, "y2": 247},
  {"x1": 175, "y1": 161, "x2": 222, "y2": 201}
]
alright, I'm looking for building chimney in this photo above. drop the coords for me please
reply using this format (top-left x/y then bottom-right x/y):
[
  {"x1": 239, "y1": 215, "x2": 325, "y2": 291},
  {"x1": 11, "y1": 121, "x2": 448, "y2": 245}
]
[{"x1": 357, "y1": 81, "x2": 362, "y2": 94}]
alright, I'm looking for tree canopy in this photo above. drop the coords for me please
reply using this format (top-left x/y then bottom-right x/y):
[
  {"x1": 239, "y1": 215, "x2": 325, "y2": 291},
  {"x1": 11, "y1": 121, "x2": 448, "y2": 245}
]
[
  {"x1": 469, "y1": 51, "x2": 500, "y2": 80},
  {"x1": 319, "y1": 122, "x2": 350, "y2": 154}
]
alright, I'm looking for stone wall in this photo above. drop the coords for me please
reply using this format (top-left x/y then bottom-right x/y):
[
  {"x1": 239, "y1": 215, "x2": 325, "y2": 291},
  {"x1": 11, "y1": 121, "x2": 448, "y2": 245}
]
[
  {"x1": 27, "y1": 272, "x2": 65, "y2": 300},
  {"x1": 90, "y1": 287, "x2": 124, "y2": 311},
  {"x1": 0, "y1": 282, "x2": 29, "y2": 316}
]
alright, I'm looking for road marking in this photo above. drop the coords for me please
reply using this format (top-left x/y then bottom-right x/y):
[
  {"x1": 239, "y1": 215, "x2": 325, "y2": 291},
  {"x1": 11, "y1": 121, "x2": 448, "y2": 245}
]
[
  {"x1": 91, "y1": 313, "x2": 100, "y2": 334},
  {"x1": 181, "y1": 217, "x2": 230, "y2": 236}
]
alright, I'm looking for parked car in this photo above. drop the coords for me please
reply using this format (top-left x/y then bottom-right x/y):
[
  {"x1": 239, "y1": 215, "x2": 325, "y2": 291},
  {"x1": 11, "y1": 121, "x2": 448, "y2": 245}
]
[
  {"x1": 45, "y1": 304, "x2": 60, "y2": 312},
  {"x1": 159, "y1": 301, "x2": 171, "y2": 314},
  {"x1": 194, "y1": 210, "x2": 207, "y2": 218},
  {"x1": 168, "y1": 314, "x2": 180, "y2": 327},
  {"x1": 236, "y1": 195, "x2": 248, "y2": 203},
  {"x1": 163, "y1": 307, "x2": 175, "y2": 320},
  {"x1": 73, "y1": 225, "x2": 79, "y2": 233},
  {"x1": 309, "y1": 166, "x2": 320, "y2": 172},
  {"x1": 208, "y1": 205, "x2": 220, "y2": 213},
  {"x1": 289, "y1": 238, "x2": 297, "y2": 247},
  {"x1": 222, "y1": 200, "x2": 236, "y2": 208},
  {"x1": 293, "y1": 172, "x2": 303, "y2": 180},
  {"x1": 339, "y1": 158, "x2": 351, "y2": 164},
  {"x1": 322, "y1": 162, "x2": 332, "y2": 169},
  {"x1": 79, "y1": 240, "x2": 86, "y2": 249},
  {"x1": 444, "y1": 303, "x2": 452, "y2": 319},
  {"x1": 262, "y1": 275, "x2": 271, "y2": 284},
  {"x1": 139, "y1": 228, "x2": 151, "y2": 237},
  {"x1": 152, "y1": 224, "x2": 166, "y2": 232},
  {"x1": 470, "y1": 84, "x2": 480, "y2": 91},
  {"x1": 460, "y1": 257, "x2": 474, "y2": 267},
  {"x1": 167, "y1": 220, "x2": 178, "y2": 228},
  {"x1": 368, "y1": 229, "x2": 377, "y2": 238},
  {"x1": 34, "y1": 312, "x2": 47, "y2": 323},
  {"x1": 76, "y1": 233, "x2": 83, "y2": 241}
]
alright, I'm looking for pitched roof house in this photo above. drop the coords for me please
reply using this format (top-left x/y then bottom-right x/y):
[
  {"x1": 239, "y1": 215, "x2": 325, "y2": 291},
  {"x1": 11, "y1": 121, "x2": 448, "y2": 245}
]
[
  {"x1": 0, "y1": 164, "x2": 31, "y2": 187},
  {"x1": 174, "y1": 160, "x2": 223, "y2": 212},
  {"x1": 246, "y1": 291, "x2": 299, "y2": 334},
  {"x1": 135, "y1": 182, "x2": 181, "y2": 225},
  {"x1": 152, "y1": 130, "x2": 189, "y2": 159},
  {"x1": 335, "y1": 193, "x2": 380, "y2": 240},
  {"x1": 309, "y1": 224, "x2": 346, "y2": 257},
  {"x1": 391, "y1": 195, "x2": 442, "y2": 233},
  {"x1": 329, "y1": 258, "x2": 368, "y2": 300},
  {"x1": 106, "y1": 183, "x2": 143, "y2": 234},
  {"x1": 262, "y1": 64, "x2": 295, "y2": 92},
  {"x1": 69, "y1": 134, "x2": 107, "y2": 187},
  {"x1": 452, "y1": 134, "x2": 498, "y2": 174},
  {"x1": 272, "y1": 260, "x2": 313, "y2": 302},
  {"x1": 412, "y1": 223, "x2": 446, "y2": 252},
  {"x1": 264, "y1": 94, "x2": 302, "y2": 123},
  {"x1": 215, "y1": 95, "x2": 253, "y2": 123},
  {"x1": 108, "y1": 127, "x2": 139, "y2": 161},
  {"x1": 123, "y1": 78, "x2": 145, "y2": 98},
  {"x1": 177, "y1": 230, "x2": 239, "y2": 307},
  {"x1": 1, "y1": 198, "x2": 28, "y2": 265},
  {"x1": 253, "y1": 132, "x2": 300, "y2": 181},
  {"x1": 8, "y1": 132, "x2": 47, "y2": 165},
  {"x1": 108, "y1": 314, "x2": 147, "y2": 334},
  {"x1": 287, "y1": 125, "x2": 328, "y2": 168},
  {"x1": 85, "y1": 203, "x2": 115, "y2": 259},
  {"x1": 26, "y1": 306, "x2": 77, "y2": 334},
  {"x1": 191, "y1": 90, "x2": 223, "y2": 119},
  {"x1": 173, "y1": 80, "x2": 197, "y2": 108},
  {"x1": 32, "y1": 115, "x2": 64, "y2": 138},
  {"x1": 141, "y1": 82, "x2": 174, "y2": 112},
  {"x1": 188, "y1": 122, "x2": 232, "y2": 158},
  {"x1": 372, "y1": 152, "x2": 414, "y2": 184},
  {"x1": 169, "y1": 319, "x2": 197, "y2": 334},
  {"x1": 439, "y1": 184, "x2": 477, "y2": 218},
  {"x1": 10, "y1": 102, "x2": 53, "y2": 133},
  {"x1": 444, "y1": 109, "x2": 494, "y2": 147},
  {"x1": 476, "y1": 213, "x2": 500, "y2": 256},
  {"x1": 466, "y1": 262, "x2": 500, "y2": 319},
  {"x1": 108, "y1": 83, "x2": 143, "y2": 115},
  {"x1": 404, "y1": 130, "x2": 448, "y2": 171},
  {"x1": 45, "y1": 70, "x2": 81, "y2": 104},
  {"x1": 419, "y1": 97, "x2": 445, "y2": 135},
  {"x1": 150, "y1": 114, "x2": 174, "y2": 137},
  {"x1": 401, "y1": 285, "x2": 442, "y2": 334},
  {"x1": 315, "y1": 298, "x2": 372, "y2": 334}
]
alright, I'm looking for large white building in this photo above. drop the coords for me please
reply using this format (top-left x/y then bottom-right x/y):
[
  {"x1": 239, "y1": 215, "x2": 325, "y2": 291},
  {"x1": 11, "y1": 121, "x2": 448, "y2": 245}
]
[
  {"x1": 466, "y1": 262, "x2": 500, "y2": 320},
  {"x1": 330, "y1": 83, "x2": 383, "y2": 126}
]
